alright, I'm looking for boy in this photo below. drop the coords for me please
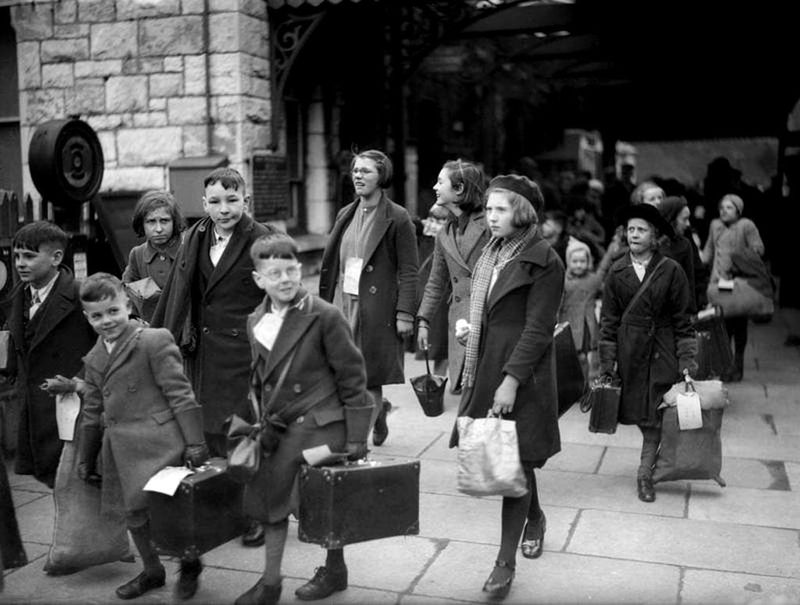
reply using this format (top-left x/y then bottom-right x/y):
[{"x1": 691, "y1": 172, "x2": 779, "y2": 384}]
[
  {"x1": 77, "y1": 273, "x2": 209, "y2": 600},
  {"x1": 151, "y1": 167, "x2": 279, "y2": 546},
  {"x1": 0, "y1": 221, "x2": 95, "y2": 488}
]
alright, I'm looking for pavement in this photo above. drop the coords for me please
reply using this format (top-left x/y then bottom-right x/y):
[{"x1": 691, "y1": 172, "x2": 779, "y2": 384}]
[{"x1": 3, "y1": 308, "x2": 800, "y2": 605}]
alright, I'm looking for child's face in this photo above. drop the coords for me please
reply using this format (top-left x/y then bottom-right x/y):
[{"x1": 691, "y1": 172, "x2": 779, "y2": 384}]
[
  {"x1": 626, "y1": 218, "x2": 656, "y2": 254},
  {"x1": 203, "y1": 181, "x2": 247, "y2": 237},
  {"x1": 143, "y1": 206, "x2": 174, "y2": 247},
  {"x1": 433, "y1": 168, "x2": 461, "y2": 207},
  {"x1": 351, "y1": 158, "x2": 381, "y2": 199},
  {"x1": 82, "y1": 292, "x2": 131, "y2": 342},
  {"x1": 252, "y1": 258, "x2": 302, "y2": 307},
  {"x1": 541, "y1": 219, "x2": 562, "y2": 239},
  {"x1": 13, "y1": 243, "x2": 62, "y2": 288},
  {"x1": 642, "y1": 187, "x2": 664, "y2": 207},
  {"x1": 568, "y1": 251, "x2": 589, "y2": 276}
]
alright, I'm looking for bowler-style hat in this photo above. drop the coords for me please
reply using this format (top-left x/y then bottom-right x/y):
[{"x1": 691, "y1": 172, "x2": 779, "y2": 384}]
[{"x1": 618, "y1": 203, "x2": 674, "y2": 239}]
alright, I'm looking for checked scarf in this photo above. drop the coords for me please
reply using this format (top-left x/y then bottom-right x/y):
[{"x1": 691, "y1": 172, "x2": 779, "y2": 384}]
[{"x1": 461, "y1": 225, "x2": 535, "y2": 388}]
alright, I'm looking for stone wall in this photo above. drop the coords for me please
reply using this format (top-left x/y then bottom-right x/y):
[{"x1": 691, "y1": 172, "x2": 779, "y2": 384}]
[{"x1": 12, "y1": 0, "x2": 271, "y2": 200}]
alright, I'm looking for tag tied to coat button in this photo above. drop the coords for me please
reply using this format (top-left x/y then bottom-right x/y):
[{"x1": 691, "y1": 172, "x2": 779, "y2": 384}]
[{"x1": 343, "y1": 257, "x2": 363, "y2": 295}]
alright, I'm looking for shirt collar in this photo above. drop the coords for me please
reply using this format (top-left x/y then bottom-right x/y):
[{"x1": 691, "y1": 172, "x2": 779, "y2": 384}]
[
  {"x1": 143, "y1": 237, "x2": 180, "y2": 263},
  {"x1": 212, "y1": 227, "x2": 231, "y2": 245},
  {"x1": 30, "y1": 271, "x2": 60, "y2": 302}
]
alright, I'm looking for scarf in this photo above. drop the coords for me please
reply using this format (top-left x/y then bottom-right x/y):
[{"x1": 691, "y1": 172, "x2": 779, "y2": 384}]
[{"x1": 462, "y1": 225, "x2": 535, "y2": 388}]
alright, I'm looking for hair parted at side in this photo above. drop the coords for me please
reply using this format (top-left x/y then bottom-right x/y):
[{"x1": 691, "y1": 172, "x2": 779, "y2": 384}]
[
  {"x1": 131, "y1": 190, "x2": 186, "y2": 237},
  {"x1": 204, "y1": 166, "x2": 246, "y2": 192},
  {"x1": 351, "y1": 149, "x2": 393, "y2": 188},
  {"x1": 442, "y1": 158, "x2": 486, "y2": 215},
  {"x1": 250, "y1": 233, "x2": 299, "y2": 263},
  {"x1": 12, "y1": 220, "x2": 69, "y2": 253},
  {"x1": 80, "y1": 272, "x2": 126, "y2": 303}
]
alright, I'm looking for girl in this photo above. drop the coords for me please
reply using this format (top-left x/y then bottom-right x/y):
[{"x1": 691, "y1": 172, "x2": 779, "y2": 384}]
[{"x1": 122, "y1": 190, "x2": 185, "y2": 322}]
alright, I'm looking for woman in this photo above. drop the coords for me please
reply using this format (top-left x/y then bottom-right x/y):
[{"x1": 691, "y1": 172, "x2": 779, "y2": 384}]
[
  {"x1": 237, "y1": 234, "x2": 372, "y2": 605},
  {"x1": 660, "y1": 195, "x2": 709, "y2": 311},
  {"x1": 454, "y1": 175, "x2": 563, "y2": 600},
  {"x1": 319, "y1": 150, "x2": 418, "y2": 446},
  {"x1": 599, "y1": 204, "x2": 697, "y2": 503},
  {"x1": 417, "y1": 159, "x2": 490, "y2": 391},
  {"x1": 701, "y1": 193, "x2": 766, "y2": 381}
]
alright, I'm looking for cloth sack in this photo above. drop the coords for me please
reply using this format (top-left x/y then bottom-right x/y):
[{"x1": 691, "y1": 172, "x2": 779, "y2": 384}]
[
  {"x1": 456, "y1": 414, "x2": 528, "y2": 498},
  {"x1": 707, "y1": 277, "x2": 774, "y2": 320},
  {"x1": 579, "y1": 377, "x2": 621, "y2": 434},
  {"x1": 661, "y1": 379, "x2": 729, "y2": 410},
  {"x1": 409, "y1": 349, "x2": 447, "y2": 417},
  {"x1": 44, "y1": 440, "x2": 132, "y2": 575},
  {"x1": 222, "y1": 414, "x2": 263, "y2": 484},
  {"x1": 652, "y1": 406, "x2": 726, "y2": 487}
]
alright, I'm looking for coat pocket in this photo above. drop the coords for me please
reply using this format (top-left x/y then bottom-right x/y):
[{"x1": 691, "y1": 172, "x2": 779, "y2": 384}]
[
  {"x1": 151, "y1": 409, "x2": 175, "y2": 425},
  {"x1": 308, "y1": 406, "x2": 344, "y2": 427}
]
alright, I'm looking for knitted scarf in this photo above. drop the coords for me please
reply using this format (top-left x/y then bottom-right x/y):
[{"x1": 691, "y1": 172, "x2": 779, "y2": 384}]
[{"x1": 462, "y1": 225, "x2": 535, "y2": 388}]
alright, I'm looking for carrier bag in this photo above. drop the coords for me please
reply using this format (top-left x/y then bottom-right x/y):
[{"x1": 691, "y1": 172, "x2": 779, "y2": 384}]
[{"x1": 554, "y1": 322, "x2": 586, "y2": 417}]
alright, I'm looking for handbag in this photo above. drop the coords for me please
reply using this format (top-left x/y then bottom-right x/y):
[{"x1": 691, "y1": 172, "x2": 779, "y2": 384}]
[
  {"x1": 409, "y1": 348, "x2": 448, "y2": 417},
  {"x1": 579, "y1": 375, "x2": 621, "y2": 434},
  {"x1": 223, "y1": 347, "x2": 297, "y2": 484},
  {"x1": 456, "y1": 412, "x2": 528, "y2": 498}
]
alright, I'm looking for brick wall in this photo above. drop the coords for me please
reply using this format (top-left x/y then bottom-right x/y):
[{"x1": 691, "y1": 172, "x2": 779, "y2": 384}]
[{"x1": 12, "y1": 0, "x2": 272, "y2": 200}]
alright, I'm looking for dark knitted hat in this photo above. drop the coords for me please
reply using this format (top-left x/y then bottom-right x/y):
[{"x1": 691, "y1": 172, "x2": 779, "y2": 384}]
[
  {"x1": 659, "y1": 195, "x2": 688, "y2": 226},
  {"x1": 487, "y1": 174, "x2": 544, "y2": 214},
  {"x1": 619, "y1": 203, "x2": 674, "y2": 239}
]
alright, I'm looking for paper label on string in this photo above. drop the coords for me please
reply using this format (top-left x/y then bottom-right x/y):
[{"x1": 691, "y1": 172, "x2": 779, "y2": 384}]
[
  {"x1": 718, "y1": 278, "x2": 735, "y2": 291},
  {"x1": 143, "y1": 466, "x2": 195, "y2": 496},
  {"x1": 302, "y1": 444, "x2": 349, "y2": 467},
  {"x1": 55, "y1": 392, "x2": 81, "y2": 441},
  {"x1": 677, "y1": 391, "x2": 703, "y2": 430},
  {"x1": 343, "y1": 257, "x2": 363, "y2": 295},
  {"x1": 253, "y1": 313, "x2": 283, "y2": 350}
]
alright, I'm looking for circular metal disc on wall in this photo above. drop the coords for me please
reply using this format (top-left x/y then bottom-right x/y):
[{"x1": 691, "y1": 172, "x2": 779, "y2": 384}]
[{"x1": 29, "y1": 118, "x2": 104, "y2": 206}]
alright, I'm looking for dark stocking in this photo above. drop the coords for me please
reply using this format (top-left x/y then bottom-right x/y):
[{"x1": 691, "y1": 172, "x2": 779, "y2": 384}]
[
  {"x1": 325, "y1": 548, "x2": 345, "y2": 572},
  {"x1": 638, "y1": 426, "x2": 661, "y2": 476},
  {"x1": 498, "y1": 468, "x2": 534, "y2": 567}
]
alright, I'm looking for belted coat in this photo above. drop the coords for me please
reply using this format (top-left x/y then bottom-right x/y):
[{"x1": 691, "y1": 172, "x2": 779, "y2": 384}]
[
  {"x1": 417, "y1": 212, "x2": 490, "y2": 387},
  {"x1": 318, "y1": 194, "x2": 418, "y2": 387},
  {"x1": 453, "y1": 231, "x2": 564, "y2": 464}
]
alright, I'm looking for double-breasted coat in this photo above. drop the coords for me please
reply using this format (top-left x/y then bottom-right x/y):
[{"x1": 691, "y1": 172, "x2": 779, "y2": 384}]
[
  {"x1": 417, "y1": 212, "x2": 490, "y2": 386},
  {"x1": 0, "y1": 267, "x2": 95, "y2": 487},
  {"x1": 242, "y1": 291, "x2": 369, "y2": 523},
  {"x1": 453, "y1": 232, "x2": 564, "y2": 464},
  {"x1": 599, "y1": 251, "x2": 697, "y2": 427},
  {"x1": 319, "y1": 194, "x2": 418, "y2": 388},
  {"x1": 151, "y1": 214, "x2": 277, "y2": 435},
  {"x1": 79, "y1": 322, "x2": 205, "y2": 514}
]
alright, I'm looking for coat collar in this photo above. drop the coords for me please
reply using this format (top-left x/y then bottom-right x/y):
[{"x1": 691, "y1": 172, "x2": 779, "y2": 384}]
[
  {"x1": 439, "y1": 211, "x2": 487, "y2": 272},
  {"x1": 142, "y1": 236, "x2": 180, "y2": 264},
  {"x1": 359, "y1": 193, "x2": 393, "y2": 264},
  {"x1": 83, "y1": 320, "x2": 143, "y2": 376},
  {"x1": 205, "y1": 213, "x2": 256, "y2": 293},
  {"x1": 611, "y1": 249, "x2": 665, "y2": 292},
  {"x1": 27, "y1": 268, "x2": 80, "y2": 352},
  {"x1": 486, "y1": 229, "x2": 554, "y2": 311}
]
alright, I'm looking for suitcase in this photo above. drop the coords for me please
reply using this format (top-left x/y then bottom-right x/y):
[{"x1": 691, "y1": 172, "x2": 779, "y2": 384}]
[
  {"x1": 554, "y1": 322, "x2": 586, "y2": 417},
  {"x1": 298, "y1": 459, "x2": 420, "y2": 549},
  {"x1": 148, "y1": 458, "x2": 247, "y2": 556},
  {"x1": 579, "y1": 380, "x2": 621, "y2": 434},
  {"x1": 694, "y1": 315, "x2": 732, "y2": 380}
]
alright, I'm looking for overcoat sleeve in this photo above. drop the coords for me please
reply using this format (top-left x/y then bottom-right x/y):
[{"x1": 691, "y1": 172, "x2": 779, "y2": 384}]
[
  {"x1": 598, "y1": 268, "x2": 623, "y2": 375},
  {"x1": 78, "y1": 358, "x2": 103, "y2": 432},
  {"x1": 667, "y1": 266, "x2": 698, "y2": 375},
  {"x1": 417, "y1": 233, "x2": 450, "y2": 322},
  {"x1": 394, "y1": 211, "x2": 420, "y2": 319}
]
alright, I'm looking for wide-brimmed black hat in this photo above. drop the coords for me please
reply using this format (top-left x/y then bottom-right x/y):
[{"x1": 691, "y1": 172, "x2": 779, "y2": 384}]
[{"x1": 618, "y1": 203, "x2": 674, "y2": 239}]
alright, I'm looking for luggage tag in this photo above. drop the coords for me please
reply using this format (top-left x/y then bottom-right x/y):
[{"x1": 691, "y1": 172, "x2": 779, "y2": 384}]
[
  {"x1": 343, "y1": 257, "x2": 363, "y2": 295},
  {"x1": 253, "y1": 312, "x2": 283, "y2": 350},
  {"x1": 302, "y1": 444, "x2": 350, "y2": 467},
  {"x1": 676, "y1": 381, "x2": 703, "y2": 430},
  {"x1": 717, "y1": 278, "x2": 735, "y2": 291}
]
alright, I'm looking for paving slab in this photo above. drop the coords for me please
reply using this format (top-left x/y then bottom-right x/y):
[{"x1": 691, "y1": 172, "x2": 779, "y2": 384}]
[
  {"x1": 412, "y1": 540, "x2": 681, "y2": 604},
  {"x1": 15, "y1": 492, "x2": 55, "y2": 544},
  {"x1": 568, "y1": 509, "x2": 800, "y2": 577},
  {"x1": 682, "y1": 568, "x2": 800, "y2": 604},
  {"x1": 544, "y1": 442, "x2": 605, "y2": 474},
  {"x1": 688, "y1": 484, "x2": 800, "y2": 529}
]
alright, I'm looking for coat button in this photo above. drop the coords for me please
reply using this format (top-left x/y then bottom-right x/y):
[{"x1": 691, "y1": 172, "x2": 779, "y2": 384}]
[
  {"x1": 369, "y1": 286, "x2": 377, "y2": 294},
  {"x1": 365, "y1": 265, "x2": 374, "y2": 272},
  {"x1": 202, "y1": 327, "x2": 209, "y2": 334},
  {"x1": 654, "y1": 352, "x2": 660, "y2": 359},
  {"x1": 452, "y1": 277, "x2": 458, "y2": 283},
  {"x1": 454, "y1": 296, "x2": 461, "y2": 303},
  {"x1": 296, "y1": 415, "x2": 304, "y2": 424},
  {"x1": 264, "y1": 384, "x2": 272, "y2": 392},
  {"x1": 293, "y1": 384, "x2": 302, "y2": 393},
  {"x1": 232, "y1": 329, "x2": 239, "y2": 337}
]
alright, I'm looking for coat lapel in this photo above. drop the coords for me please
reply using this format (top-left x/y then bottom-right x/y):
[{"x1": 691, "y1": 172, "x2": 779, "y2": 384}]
[
  {"x1": 29, "y1": 271, "x2": 77, "y2": 352},
  {"x1": 261, "y1": 295, "x2": 318, "y2": 379},
  {"x1": 460, "y1": 212, "x2": 488, "y2": 265},
  {"x1": 360, "y1": 195, "x2": 392, "y2": 264},
  {"x1": 487, "y1": 234, "x2": 550, "y2": 311},
  {"x1": 205, "y1": 215, "x2": 254, "y2": 295},
  {"x1": 103, "y1": 322, "x2": 142, "y2": 379}
]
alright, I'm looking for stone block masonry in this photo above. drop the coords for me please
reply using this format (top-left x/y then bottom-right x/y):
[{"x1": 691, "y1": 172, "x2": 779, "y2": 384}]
[{"x1": 11, "y1": 0, "x2": 273, "y2": 202}]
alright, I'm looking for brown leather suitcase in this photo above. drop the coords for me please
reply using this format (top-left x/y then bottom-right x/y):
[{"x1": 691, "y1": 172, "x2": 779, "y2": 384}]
[
  {"x1": 148, "y1": 458, "x2": 247, "y2": 556},
  {"x1": 298, "y1": 459, "x2": 420, "y2": 549}
]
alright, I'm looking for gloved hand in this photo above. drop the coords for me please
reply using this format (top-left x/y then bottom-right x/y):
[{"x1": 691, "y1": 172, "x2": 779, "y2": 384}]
[
  {"x1": 346, "y1": 441, "x2": 368, "y2": 461},
  {"x1": 40, "y1": 374, "x2": 78, "y2": 395},
  {"x1": 77, "y1": 425, "x2": 103, "y2": 487},
  {"x1": 77, "y1": 462, "x2": 102, "y2": 487},
  {"x1": 183, "y1": 443, "x2": 210, "y2": 468}
]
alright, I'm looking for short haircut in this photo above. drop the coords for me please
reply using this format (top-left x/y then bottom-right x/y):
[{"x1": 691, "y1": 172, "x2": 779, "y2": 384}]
[
  {"x1": 630, "y1": 181, "x2": 664, "y2": 205},
  {"x1": 13, "y1": 221, "x2": 68, "y2": 253},
  {"x1": 441, "y1": 159, "x2": 485, "y2": 215},
  {"x1": 250, "y1": 233, "x2": 299, "y2": 263},
  {"x1": 485, "y1": 187, "x2": 543, "y2": 229},
  {"x1": 131, "y1": 190, "x2": 186, "y2": 237},
  {"x1": 204, "y1": 167, "x2": 247, "y2": 193},
  {"x1": 351, "y1": 149, "x2": 393, "y2": 188},
  {"x1": 80, "y1": 272, "x2": 126, "y2": 303}
]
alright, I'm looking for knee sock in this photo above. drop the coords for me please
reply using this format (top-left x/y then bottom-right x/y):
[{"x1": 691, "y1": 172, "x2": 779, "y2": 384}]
[
  {"x1": 497, "y1": 469, "x2": 533, "y2": 567},
  {"x1": 367, "y1": 387, "x2": 383, "y2": 431},
  {"x1": 325, "y1": 548, "x2": 345, "y2": 572},
  {"x1": 262, "y1": 520, "x2": 288, "y2": 585},
  {"x1": 639, "y1": 426, "x2": 661, "y2": 475},
  {"x1": 128, "y1": 520, "x2": 161, "y2": 573},
  {"x1": 526, "y1": 470, "x2": 542, "y2": 523}
]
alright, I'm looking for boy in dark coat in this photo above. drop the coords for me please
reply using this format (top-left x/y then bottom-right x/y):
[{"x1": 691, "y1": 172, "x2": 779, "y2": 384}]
[
  {"x1": 151, "y1": 167, "x2": 279, "y2": 547},
  {"x1": 0, "y1": 221, "x2": 95, "y2": 488}
]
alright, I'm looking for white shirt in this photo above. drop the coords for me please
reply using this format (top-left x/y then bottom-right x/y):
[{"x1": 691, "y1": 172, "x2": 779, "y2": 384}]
[
  {"x1": 631, "y1": 254, "x2": 652, "y2": 282},
  {"x1": 209, "y1": 230, "x2": 231, "y2": 267},
  {"x1": 29, "y1": 272, "x2": 59, "y2": 318}
]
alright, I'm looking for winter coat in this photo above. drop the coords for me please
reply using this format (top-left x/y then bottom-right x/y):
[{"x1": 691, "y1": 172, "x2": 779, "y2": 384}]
[
  {"x1": 1, "y1": 456, "x2": 27, "y2": 573},
  {"x1": 319, "y1": 194, "x2": 419, "y2": 387},
  {"x1": 121, "y1": 237, "x2": 181, "y2": 322},
  {"x1": 79, "y1": 322, "x2": 205, "y2": 513},
  {"x1": 599, "y1": 251, "x2": 697, "y2": 428},
  {"x1": 0, "y1": 267, "x2": 95, "y2": 487},
  {"x1": 452, "y1": 231, "x2": 564, "y2": 464},
  {"x1": 558, "y1": 249, "x2": 614, "y2": 352},
  {"x1": 150, "y1": 214, "x2": 278, "y2": 434},
  {"x1": 702, "y1": 217, "x2": 765, "y2": 283},
  {"x1": 243, "y1": 291, "x2": 369, "y2": 523},
  {"x1": 417, "y1": 212, "x2": 490, "y2": 386},
  {"x1": 658, "y1": 233, "x2": 697, "y2": 313}
]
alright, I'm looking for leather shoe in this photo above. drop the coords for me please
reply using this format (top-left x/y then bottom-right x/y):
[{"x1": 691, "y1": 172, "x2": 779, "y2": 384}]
[
  {"x1": 482, "y1": 560, "x2": 514, "y2": 600},
  {"x1": 520, "y1": 512, "x2": 546, "y2": 559},
  {"x1": 242, "y1": 520, "x2": 266, "y2": 547},
  {"x1": 175, "y1": 556, "x2": 203, "y2": 600},
  {"x1": 637, "y1": 474, "x2": 656, "y2": 503},
  {"x1": 295, "y1": 566, "x2": 348, "y2": 601},
  {"x1": 235, "y1": 578, "x2": 282, "y2": 605},
  {"x1": 372, "y1": 399, "x2": 390, "y2": 446},
  {"x1": 115, "y1": 566, "x2": 166, "y2": 600}
]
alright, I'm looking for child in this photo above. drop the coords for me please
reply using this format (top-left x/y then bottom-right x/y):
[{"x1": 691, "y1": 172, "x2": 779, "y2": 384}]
[
  {"x1": 151, "y1": 167, "x2": 279, "y2": 547},
  {"x1": 122, "y1": 190, "x2": 185, "y2": 322},
  {"x1": 236, "y1": 233, "x2": 372, "y2": 604},
  {"x1": 558, "y1": 237, "x2": 616, "y2": 380},
  {"x1": 76, "y1": 273, "x2": 209, "y2": 600},
  {"x1": 0, "y1": 221, "x2": 95, "y2": 488}
]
